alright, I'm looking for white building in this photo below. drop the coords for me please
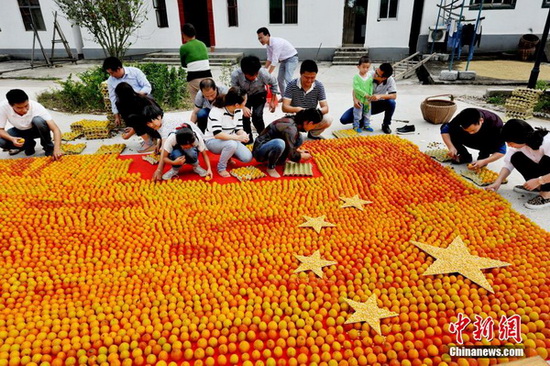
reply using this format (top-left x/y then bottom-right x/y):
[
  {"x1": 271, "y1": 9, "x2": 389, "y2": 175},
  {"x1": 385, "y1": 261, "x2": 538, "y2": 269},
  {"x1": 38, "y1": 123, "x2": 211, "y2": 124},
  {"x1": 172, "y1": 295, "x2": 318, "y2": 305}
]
[{"x1": 0, "y1": 0, "x2": 548, "y2": 61}]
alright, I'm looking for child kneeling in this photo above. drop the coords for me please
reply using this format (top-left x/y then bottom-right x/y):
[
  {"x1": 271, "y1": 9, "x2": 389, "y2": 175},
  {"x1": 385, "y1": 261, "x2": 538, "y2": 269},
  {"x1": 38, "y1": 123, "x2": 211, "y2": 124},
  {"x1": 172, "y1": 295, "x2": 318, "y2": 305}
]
[{"x1": 153, "y1": 123, "x2": 213, "y2": 181}]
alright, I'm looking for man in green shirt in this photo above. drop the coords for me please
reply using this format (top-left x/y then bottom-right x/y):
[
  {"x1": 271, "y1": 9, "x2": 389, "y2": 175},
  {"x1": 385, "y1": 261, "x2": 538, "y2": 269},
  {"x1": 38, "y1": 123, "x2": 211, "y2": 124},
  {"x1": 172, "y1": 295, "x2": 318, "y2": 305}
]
[{"x1": 179, "y1": 23, "x2": 213, "y2": 101}]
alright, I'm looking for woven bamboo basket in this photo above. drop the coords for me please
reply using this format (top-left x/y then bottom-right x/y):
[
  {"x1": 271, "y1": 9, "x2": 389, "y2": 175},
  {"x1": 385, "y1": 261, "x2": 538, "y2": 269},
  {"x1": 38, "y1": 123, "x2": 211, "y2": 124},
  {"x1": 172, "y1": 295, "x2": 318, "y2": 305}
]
[{"x1": 420, "y1": 94, "x2": 457, "y2": 124}]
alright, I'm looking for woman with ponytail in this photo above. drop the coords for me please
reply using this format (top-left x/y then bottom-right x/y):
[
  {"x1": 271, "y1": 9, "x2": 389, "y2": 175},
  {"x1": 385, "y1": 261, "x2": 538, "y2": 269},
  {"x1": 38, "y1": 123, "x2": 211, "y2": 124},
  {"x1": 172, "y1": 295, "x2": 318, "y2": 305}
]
[
  {"x1": 486, "y1": 119, "x2": 550, "y2": 210},
  {"x1": 203, "y1": 87, "x2": 253, "y2": 178}
]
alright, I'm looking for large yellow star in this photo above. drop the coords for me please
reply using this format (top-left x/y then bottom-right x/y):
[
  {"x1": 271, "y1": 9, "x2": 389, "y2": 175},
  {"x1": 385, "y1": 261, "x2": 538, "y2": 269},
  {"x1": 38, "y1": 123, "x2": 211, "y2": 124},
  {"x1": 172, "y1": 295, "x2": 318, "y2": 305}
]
[
  {"x1": 294, "y1": 250, "x2": 337, "y2": 278},
  {"x1": 298, "y1": 215, "x2": 336, "y2": 233},
  {"x1": 344, "y1": 294, "x2": 398, "y2": 335},
  {"x1": 339, "y1": 195, "x2": 372, "y2": 211},
  {"x1": 412, "y1": 236, "x2": 511, "y2": 293}
]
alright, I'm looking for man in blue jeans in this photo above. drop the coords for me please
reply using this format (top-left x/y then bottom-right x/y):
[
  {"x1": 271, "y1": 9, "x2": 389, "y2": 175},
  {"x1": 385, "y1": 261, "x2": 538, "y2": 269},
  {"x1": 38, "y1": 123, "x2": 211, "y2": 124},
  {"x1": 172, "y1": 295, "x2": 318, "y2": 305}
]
[
  {"x1": 190, "y1": 79, "x2": 229, "y2": 133},
  {"x1": 253, "y1": 108, "x2": 322, "y2": 178},
  {"x1": 0, "y1": 89, "x2": 63, "y2": 159},
  {"x1": 340, "y1": 63, "x2": 397, "y2": 134},
  {"x1": 257, "y1": 27, "x2": 299, "y2": 98}
]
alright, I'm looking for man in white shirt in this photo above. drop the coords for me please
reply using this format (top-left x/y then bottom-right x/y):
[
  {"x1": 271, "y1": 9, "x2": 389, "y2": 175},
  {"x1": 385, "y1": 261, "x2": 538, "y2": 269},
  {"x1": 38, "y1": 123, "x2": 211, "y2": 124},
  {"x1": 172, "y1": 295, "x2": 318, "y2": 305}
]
[
  {"x1": 0, "y1": 89, "x2": 62, "y2": 159},
  {"x1": 103, "y1": 57, "x2": 152, "y2": 126},
  {"x1": 257, "y1": 27, "x2": 298, "y2": 98}
]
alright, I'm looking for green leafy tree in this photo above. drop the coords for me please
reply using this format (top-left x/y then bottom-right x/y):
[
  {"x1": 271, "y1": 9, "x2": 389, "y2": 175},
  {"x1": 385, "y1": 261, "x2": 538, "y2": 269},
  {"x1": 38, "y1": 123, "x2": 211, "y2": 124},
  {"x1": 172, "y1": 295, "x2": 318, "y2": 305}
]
[{"x1": 54, "y1": 0, "x2": 147, "y2": 58}]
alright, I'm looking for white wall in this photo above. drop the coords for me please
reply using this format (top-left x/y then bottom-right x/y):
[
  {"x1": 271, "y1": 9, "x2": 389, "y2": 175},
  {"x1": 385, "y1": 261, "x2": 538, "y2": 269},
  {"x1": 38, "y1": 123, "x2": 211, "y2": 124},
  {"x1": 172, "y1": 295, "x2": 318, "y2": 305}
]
[
  {"x1": 0, "y1": 0, "x2": 79, "y2": 51},
  {"x1": 0, "y1": 0, "x2": 183, "y2": 57},
  {"x1": 212, "y1": 0, "x2": 345, "y2": 49},
  {"x1": 79, "y1": 0, "x2": 182, "y2": 54},
  {"x1": 419, "y1": 0, "x2": 549, "y2": 37},
  {"x1": 364, "y1": 0, "x2": 415, "y2": 49}
]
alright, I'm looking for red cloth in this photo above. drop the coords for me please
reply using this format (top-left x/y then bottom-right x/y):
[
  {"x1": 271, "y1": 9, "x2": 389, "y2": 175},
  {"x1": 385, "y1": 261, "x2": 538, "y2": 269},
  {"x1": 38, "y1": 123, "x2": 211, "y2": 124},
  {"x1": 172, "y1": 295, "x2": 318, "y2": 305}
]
[{"x1": 119, "y1": 152, "x2": 321, "y2": 184}]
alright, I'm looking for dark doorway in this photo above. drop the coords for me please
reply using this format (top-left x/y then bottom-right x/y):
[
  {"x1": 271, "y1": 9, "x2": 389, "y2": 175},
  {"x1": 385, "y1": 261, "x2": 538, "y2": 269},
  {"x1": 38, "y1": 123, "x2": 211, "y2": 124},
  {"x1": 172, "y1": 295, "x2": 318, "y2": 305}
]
[
  {"x1": 182, "y1": 0, "x2": 211, "y2": 46},
  {"x1": 408, "y1": 0, "x2": 425, "y2": 54},
  {"x1": 342, "y1": 0, "x2": 368, "y2": 45}
]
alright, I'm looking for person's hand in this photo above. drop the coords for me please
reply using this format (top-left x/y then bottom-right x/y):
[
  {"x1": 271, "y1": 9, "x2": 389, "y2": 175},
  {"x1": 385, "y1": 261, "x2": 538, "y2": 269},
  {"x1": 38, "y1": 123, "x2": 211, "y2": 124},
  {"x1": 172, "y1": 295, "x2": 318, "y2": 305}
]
[
  {"x1": 485, "y1": 182, "x2": 501, "y2": 192},
  {"x1": 12, "y1": 137, "x2": 24, "y2": 148},
  {"x1": 114, "y1": 114, "x2": 122, "y2": 127},
  {"x1": 300, "y1": 151, "x2": 312, "y2": 161},
  {"x1": 269, "y1": 97, "x2": 278, "y2": 112},
  {"x1": 469, "y1": 159, "x2": 488, "y2": 170},
  {"x1": 52, "y1": 147, "x2": 63, "y2": 161},
  {"x1": 153, "y1": 169, "x2": 163, "y2": 181},
  {"x1": 243, "y1": 107, "x2": 252, "y2": 118},
  {"x1": 524, "y1": 178, "x2": 541, "y2": 191},
  {"x1": 447, "y1": 147, "x2": 459, "y2": 160},
  {"x1": 353, "y1": 98, "x2": 361, "y2": 109},
  {"x1": 368, "y1": 95, "x2": 380, "y2": 102},
  {"x1": 173, "y1": 156, "x2": 186, "y2": 165},
  {"x1": 238, "y1": 134, "x2": 249, "y2": 143},
  {"x1": 205, "y1": 168, "x2": 213, "y2": 180}
]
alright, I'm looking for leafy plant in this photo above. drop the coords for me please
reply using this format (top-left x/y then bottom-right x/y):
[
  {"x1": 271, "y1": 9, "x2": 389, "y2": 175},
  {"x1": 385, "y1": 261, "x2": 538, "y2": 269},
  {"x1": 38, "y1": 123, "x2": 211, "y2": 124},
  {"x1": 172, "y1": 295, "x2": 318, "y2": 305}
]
[
  {"x1": 38, "y1": 63, "x2": 190, "y2": 114},
  {"x1": 54, "y1": 0, "x2": 147, "y2": 58},
  {"x1": 485, "y1": 95, "x2": 506, "y2": 105},
  {"x1": 534, "y1": 94, "x2": 550, "y2": 113},
  {"x1": 535, "y1": 80, "x2": 549, "y2": 91}
]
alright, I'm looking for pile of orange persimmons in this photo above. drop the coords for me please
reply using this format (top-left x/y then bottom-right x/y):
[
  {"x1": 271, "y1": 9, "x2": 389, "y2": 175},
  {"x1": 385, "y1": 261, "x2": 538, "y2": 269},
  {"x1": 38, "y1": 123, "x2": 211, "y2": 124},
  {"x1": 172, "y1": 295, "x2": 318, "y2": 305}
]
[{"x1": 0, "y1": 136, "x2": 548, "y2": 366}]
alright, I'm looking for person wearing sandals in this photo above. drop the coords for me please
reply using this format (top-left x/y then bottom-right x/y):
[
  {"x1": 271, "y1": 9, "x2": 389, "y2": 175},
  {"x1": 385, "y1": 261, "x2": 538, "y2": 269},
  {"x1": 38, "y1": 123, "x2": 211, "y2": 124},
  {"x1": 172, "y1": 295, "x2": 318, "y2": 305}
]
[
  {"x1": 253, "y1": 108, "x2": 322, "y2": 178},
  {"x1": 486, "y1": 119, "x2": 550, "y2": 210},
  {"x1": 115, "y1": 82, "x2": 160, "y2": 153},
  {"x1": 204, "y1": 87, "x2": 253, "y2": 178}
]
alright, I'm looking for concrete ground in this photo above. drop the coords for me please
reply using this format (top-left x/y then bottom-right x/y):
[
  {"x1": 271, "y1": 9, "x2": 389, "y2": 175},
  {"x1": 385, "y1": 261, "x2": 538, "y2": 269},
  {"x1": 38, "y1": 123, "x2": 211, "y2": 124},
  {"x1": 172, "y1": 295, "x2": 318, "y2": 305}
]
[{"x1": 0, "y1": 61, "x2": 548, "y2": 230}]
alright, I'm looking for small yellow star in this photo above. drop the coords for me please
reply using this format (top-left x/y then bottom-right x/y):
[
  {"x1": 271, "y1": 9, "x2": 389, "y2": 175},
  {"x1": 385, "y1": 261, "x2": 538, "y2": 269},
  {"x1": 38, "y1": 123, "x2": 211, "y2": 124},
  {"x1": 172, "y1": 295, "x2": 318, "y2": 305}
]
[
  {"x1": 298, "y1": 215, "x2": 336, "y2": 233},
  {"x1": 294, "y1": 250, "x2": 337, "y2": 278},
  {"x1": 344, "y1": 294, "x2": 398, "y2": 336},
  {"x1": 412, "y1": 236, "x2": 511, "y2": 293},
  {"x1": 339, "y1": 195, "x2": 372, "y2": 211}
]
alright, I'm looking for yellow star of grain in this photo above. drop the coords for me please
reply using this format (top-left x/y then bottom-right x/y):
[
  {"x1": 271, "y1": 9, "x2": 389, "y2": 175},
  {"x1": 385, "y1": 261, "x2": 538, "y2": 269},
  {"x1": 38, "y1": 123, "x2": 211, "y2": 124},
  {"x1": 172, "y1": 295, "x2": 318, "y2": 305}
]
[
  {"x1": 344, "y1": 294, "x2": 398, "y2": 336},
  {"x1": 412, "y1": 236, "x2": 511, "y2": 293},
  {"x1": 298, "y1": 215, "x2": 336, "y2": 233},
  {"x1": 339, "y1": 195, "x2": 372, "y2": 210},
  {"x1": 294, "y1": 250, "x2": 337, "y2": 278}
]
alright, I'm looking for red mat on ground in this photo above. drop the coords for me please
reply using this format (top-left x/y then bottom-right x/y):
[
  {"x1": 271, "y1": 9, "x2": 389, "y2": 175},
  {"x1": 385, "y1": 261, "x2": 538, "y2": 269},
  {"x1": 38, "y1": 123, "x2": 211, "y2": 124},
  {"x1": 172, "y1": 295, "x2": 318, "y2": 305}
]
[{"x1": 119, "y1": 152, "x2": 322, "y2": 184}]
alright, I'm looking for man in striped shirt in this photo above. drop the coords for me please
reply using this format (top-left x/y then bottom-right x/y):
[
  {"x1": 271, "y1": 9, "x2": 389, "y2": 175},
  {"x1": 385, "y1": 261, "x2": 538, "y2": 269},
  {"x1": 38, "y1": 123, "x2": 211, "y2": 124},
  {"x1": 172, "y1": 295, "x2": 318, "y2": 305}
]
[{"x1": 282, "y1": 60, "x2": 332, "y2": 140}]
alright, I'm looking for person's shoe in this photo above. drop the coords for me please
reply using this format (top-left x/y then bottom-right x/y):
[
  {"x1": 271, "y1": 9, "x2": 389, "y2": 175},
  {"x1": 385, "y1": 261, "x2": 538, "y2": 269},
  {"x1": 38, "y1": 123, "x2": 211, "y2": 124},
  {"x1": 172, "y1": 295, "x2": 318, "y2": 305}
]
[
  {"x1": 218, "y1": 170, "x2": 231, "y2": 178},
  {"x1": 513, "y1": 185, "x2": 540, "y2": 195},
  {"x1": 396, "y1": 125, "x2": 416, "y2": 135},
  {"x1": 307, "y1": 132, "x2": 325, "y2": 140},
  {"x1": 44, "y1": 149, "x2": 54, "y2": 157},
  {"x1": 524, "y1": 195, "x2": 550, "y2": 210},
  {"x1": 266, "y1": 168, "x2": 281, "y2": 178},
  {"x1": 138, "y1": 140, "x2": 155, "y2": 153},
  {"x1": 354, "y1": 127, "x2": 363, "y2": 133},
  {"x1": 363, "y1": 125, "x2": 374, "y2": 132},
  {"x1": 162, "y1": 168, "x2": 180, "y2": 180},
  {"x1": 382, "y1": 124, "x2": 392, "y2": 134},
  {"x1": 8, "y1": 148, "x2": 24, "y2": 156},
  {"x1": 192, "y1": 165, "x2": 208, "y2": 177},
  {"x1": 24, "y1": 147, "x2": 36, "y2": 156}
]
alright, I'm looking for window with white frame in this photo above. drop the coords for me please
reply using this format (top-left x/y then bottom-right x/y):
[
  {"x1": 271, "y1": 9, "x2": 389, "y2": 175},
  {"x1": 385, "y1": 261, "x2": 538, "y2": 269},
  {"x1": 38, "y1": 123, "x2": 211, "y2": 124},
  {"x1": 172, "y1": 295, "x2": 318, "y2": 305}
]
[
  {"x1": 469, "y1": 0, "x2": 516, "y2": 9},
  {"x1": 270, "y1": 0, "x2": 298, "y2": 24},
  {"x1": 18, "y1": 0, "x2": 46, "y2": 31},
  {"x1": 228, "y1": 0, "x2": 238, "y2": 27},
  {"x1": 153, "y1": 0, "x2": 169, "y2": 28},
  {"x1": 379, "y1": 0, "x2": 398, "y2": 19}
]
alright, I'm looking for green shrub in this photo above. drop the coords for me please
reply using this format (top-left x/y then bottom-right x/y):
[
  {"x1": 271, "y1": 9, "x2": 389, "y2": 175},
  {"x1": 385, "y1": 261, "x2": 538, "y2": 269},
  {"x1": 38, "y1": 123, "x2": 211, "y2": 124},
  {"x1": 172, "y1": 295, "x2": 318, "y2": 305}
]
[
  {"x1": 38, "y1": 63, "x2": 190, "y2": 114},
  {"x1": 534, "y1": 94, "x2": 550, "y2": 113},
  {"x1": 535, "y1": 80, "x2": 549, "y2": 91},
  {"x1": 486, "y1": 95, "x2": 506, "y2": 105}
]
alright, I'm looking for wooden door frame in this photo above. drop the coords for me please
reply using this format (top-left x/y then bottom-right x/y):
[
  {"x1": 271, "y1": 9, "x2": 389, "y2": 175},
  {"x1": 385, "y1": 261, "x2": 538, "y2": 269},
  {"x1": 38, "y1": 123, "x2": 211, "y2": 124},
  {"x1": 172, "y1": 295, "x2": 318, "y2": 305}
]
[{"x1": 176, "y1": 0, "x2": 216, "y2": 47}]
